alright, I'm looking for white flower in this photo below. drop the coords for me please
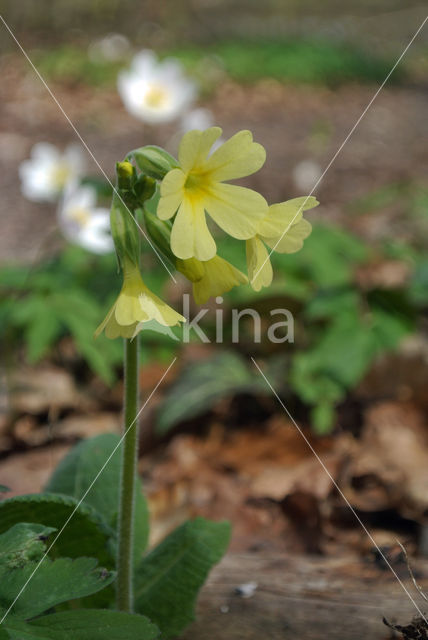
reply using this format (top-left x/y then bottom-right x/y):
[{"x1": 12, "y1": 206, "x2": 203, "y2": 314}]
[
  {"x1": 19, "y1": 143, "x2": 86, "y2": 203},
  {"x1": 88, "y1": 33, "x2": 130, "y2": 62},
  {"x1": 292, "y1": 160, "x2": 323, "y2": 193},
  {"x1": 58, "y1": 182, "x2": 113, "y2": 255},
  {"x1": 180, "y1": 107, "x2": 214, "y2": 132},
  {"x1": 118, "y1": 50, "x2": 197, "y2": 124}
]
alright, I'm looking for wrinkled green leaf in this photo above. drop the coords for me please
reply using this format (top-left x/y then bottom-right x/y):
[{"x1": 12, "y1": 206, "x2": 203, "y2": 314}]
[
  {"x1": 0, "y1": 494, "x2": 114, "y2": 568},
  {"x1": 0, "y1": 556, "x2": 114, "y2": 620},
  {"x1": 135, "y1": 517, "x2": 230, "y2": 638},
  {"x1": 46, "y1": 434, "x2": 149, "y2": 564},
  {"x1": 4, "y1": 610, "x2": 159, "y2": 640},
  {"x1": 0, "y1": 523, "x2": 55, "y2": 569}
]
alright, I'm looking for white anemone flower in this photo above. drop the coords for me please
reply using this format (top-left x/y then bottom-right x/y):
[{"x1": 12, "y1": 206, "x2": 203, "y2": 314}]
[
  {"x1": 180, "y1": 107, "x2": 214, "y2": 132},
  {"x1": 58, "y1": 182, "x2": 113, "y2": 255},
  {"x1": 292, "y1": 159, "x2": 323, "y2": 193},
  {"x1": 19, "y1": 143, "x2": 86, "y2": 203},
  {"x1": 118, "y1": 50, "x2": 197, "y2": 124}
]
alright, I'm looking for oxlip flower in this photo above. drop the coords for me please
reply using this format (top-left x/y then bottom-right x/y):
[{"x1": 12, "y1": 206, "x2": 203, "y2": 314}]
[
  {"x1": 19, "y1": 143, "x2": 86, "y2": 202},
  {"x1": 247, "y1": 197, "x2": 318, "y2": 291},
  {"x1": 118, "y1": 50, "x2": 197, "y2": 124},
  {"x1": 95, "y1": 257, "x2": 185, "y2": 339},
  {"x1": 158, "y1": 127, "x2": 268, "y2": 261},
  {"x1": 58, "y1": 182, "x2": 114, "y2": 255},
  {"x1": 177, "y1": 255, "x2": 248, "y2": 304}
]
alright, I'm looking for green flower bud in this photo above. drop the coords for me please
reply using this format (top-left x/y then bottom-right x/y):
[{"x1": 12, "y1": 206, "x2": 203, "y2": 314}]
[
  {"x1": 176, "y1": 258, "x2": 205, "y2": 283},
  {"x1": 116, "y1": 161, "x2": 136, "y2": 191},
  {"x1": 143, "y1": 208, "x2": 175, "y2": 265},
  {"x1": 131, "y1": 146, "x2": 179, "y2": 180},
  {"x1": 134, "y1": 175, "x2": 156, "y2": 204},
  {"x1": 110, "y1": 192, "x2": 140, "y2": 268}
]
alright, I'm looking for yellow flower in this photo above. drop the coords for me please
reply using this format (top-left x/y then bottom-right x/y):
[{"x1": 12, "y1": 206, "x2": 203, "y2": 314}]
[
  {"x1": 95, "y1": 259, "x2": 185, "y2": 339},
  {"x1": 157, "y1": 127, "x2": 268, "y2": 261},
  {"x1": 191, "y1": 256, "x2": 248, "y2": 304},
  {"x1": 247, "y1": 197, "x2": 318, "y2": 291}
]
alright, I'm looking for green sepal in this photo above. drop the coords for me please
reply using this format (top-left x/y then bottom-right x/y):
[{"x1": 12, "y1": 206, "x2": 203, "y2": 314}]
[
  {"x1": 110, "y1": 191, "x2": 140, "y2": 268},
  {"x1": 143, "y1": 208, "x2": 176, "y2": 266},
  {"x1": 131, "y1": 146, "x2": 179, "y2": 180}
]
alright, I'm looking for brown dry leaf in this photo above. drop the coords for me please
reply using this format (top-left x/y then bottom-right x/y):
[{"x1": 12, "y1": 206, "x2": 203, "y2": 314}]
[
  {"x1": 56, "y1": 412, "x2": 120, "y2": 439},
  {"x1": 0, "y1": 444, "x2": 71, "y2": 497},
  {"x1": 5, "y1": 366, "x2": 93, "y2": 415},
  {"x1": 342, "y1": 402, "x2": 428, "y2": 518}
]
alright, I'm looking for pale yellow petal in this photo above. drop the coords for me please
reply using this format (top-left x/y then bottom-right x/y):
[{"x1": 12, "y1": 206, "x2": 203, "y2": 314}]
[
  {"x1": 193, "y1": 255, "x2": 248, "y2": 304},
  {"x1": 138, "y1": 289, "x2": 185, "y2": 326},
  {"x1": 178, "y1": 127, "x2": 222, "y2": 173},
  {"x1": 158, "y1": 169, "x2": 186, "y2": 220},
  {"x1": 246, "y1": 237, "x2": 273, "y2": 291},
  {"x1": 204, "y1": 130, "x2": 266, "y2": 181},
  {"x1": 115, "y1": 290, "x2": 150, "y2": 325},
  {"x1": 204, "y1": 183, "x2": 268, "y2": 239},
  {"x1": 264, "y1": 218, "x2": 312, "y2": 254},
  {"x1": 258, "y1": 197, "x2": 318, "y2": 238},
  {"x1": 94, "y1": 302, "x2": 116, "y2": 339},
  {"x1": 170, "y1": 198, "x2": 216, "y2": 261}
]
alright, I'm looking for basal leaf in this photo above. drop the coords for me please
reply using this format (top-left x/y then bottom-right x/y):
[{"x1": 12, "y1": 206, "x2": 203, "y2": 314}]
[
  {"x1": 46, "y1": 434, "x2": 149, "y2": 564},
  {"x1": 0, "y1": 556, "x2": 114, "y2": 620},
  {"x1": 134, "y1": 517, "x2": 230, "y2": 639},
  {"x1": 4, "y1": 610, "x2": 159, "y2": 640},
  {"x1": 0, "y1": 494, "x2": 114, "y2": 568},
  {"x1": 0, "y1": 523, "x2": 55, "y2": 569}
]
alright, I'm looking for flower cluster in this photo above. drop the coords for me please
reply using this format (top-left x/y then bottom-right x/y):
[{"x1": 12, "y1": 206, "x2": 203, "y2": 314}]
[{"x1": 96, "y1": 127, "x2": 318, "y2": 340}]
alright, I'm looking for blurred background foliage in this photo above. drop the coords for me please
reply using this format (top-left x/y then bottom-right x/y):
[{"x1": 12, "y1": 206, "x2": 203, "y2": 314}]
[{"x1": 0, "y1": 0, "x2": 427, "y2": 436}]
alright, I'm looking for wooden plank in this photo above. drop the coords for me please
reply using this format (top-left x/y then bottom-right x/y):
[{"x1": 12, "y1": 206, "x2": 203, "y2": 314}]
[{"x1": 181, "y1": 553, "x2": 428, "y2": 639}]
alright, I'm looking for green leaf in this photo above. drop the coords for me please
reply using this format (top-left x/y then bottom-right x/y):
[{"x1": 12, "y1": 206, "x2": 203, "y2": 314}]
[
  {"x1": 24, "y1": 297, "x2": 62, "y2": 362},
  {"x1": 0, "y1": 556, "x2": 114, "y2": 620},
  {"x1": 135, "y1": 517, "x2": 230, "y2": 639},
  {"x1": 311, "y1": 402, "x2": 336, "y2": 435},
  {"x1": 0, "y1": 494, "x2": 114, "y2": 569},
  {"x1": 0, "y1": 523, "x2": 56, "y2": 569},
  {"x1": 46, "y1": 434, "x2": 149, "y2": 564},
  {"x1": 157, "y1": 352, "x2": 253, "y2": 434},
  {"x1": 4, "y1": 610, "x2": 159, "y2": 640}
]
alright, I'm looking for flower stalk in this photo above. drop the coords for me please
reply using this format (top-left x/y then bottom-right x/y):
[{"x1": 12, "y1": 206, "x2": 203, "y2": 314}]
[{"x1": 116, "y1": 335, "x2": 139, "y2": 612}]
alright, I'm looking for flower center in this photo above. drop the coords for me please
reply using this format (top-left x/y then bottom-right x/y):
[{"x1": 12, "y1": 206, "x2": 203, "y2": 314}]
[
  {"x1": 51, "y1": 163, "x2": 71, "y2": 189},
  {"x1": 144, "y1": 85, "x2": 169, "y2": 109},
  {"x1": 68, "y1": 206, "x2": 91, "y2": 228}
]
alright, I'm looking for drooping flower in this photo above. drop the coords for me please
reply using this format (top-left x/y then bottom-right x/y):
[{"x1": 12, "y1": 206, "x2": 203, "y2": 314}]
[
  {"x1": 58, "y1": 182, "x2": 114, "y2": 255},
  {"x1": 118, "y1": 50, "x2": 197, "y2": 124},
  {"x1": 19, "y1": 143, "x2": 86, "y2": 202},
  {"x1": 95, "y1": 258, "x2": 185, "y2": 339},
  {"x1": 177, "y1": 255, "x2": 248, "y2": 304},
  {"x1": 247, "y1": 197, "x2": 318, "y2": 291},
  {"x1": 158, "y1": 127, "x2": 268, "y2": 261}
]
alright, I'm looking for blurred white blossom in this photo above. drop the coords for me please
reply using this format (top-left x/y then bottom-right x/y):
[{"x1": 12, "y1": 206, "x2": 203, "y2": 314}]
[
  {"x1": 58, "y1": 182, "x2": 113, "y2": 255},
  {"x1": 180, "y1": 107, "x2": 214, "y2": 132},
  {"x1": 292, "y1": 159, "x2": 323, "y2": 193},
  {"x1": 88, "y1": 33, "x2": 130, "y2": 62},
  {"x1": 19, "y1": 143, "x2": 86, "y2": 203},
  {"x1": 118, "y1": 50, "x2": 197, "y2": 124}
]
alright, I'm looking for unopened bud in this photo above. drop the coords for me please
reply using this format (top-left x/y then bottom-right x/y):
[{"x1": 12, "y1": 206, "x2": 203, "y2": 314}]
[
  {"x1": 116, "y1": 161, "x2": 135, "y2": 190},
  {"x1": 110, "y1": 192, "x2": 140, "y2": 267},
  {"x1": 143, "y1": 208, "x2": 175, "y2": 264},
  {"x1": 132, "y1": 146, "x2": 179, "y2": 180}
]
